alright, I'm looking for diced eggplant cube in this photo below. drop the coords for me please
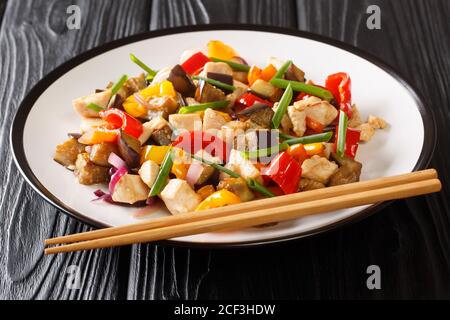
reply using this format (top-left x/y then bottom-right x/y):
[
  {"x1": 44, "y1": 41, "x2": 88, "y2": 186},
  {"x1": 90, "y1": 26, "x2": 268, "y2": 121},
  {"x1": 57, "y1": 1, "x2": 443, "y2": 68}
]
[{"x1": 74, "y1": 153, "x2": 109, "y2": 185}]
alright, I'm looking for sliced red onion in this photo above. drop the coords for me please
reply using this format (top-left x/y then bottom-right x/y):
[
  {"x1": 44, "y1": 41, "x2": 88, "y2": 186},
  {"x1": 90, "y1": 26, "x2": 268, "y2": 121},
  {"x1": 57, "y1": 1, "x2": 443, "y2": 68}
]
[
  {"x1": 108, "y1": 152, "x2": 127, "y2": 169},
  {"x1": 109, "y1": 167, "x2": 118, "y2": 176},
  {"x1": 186, "y1": 162, "x2": 203, "y2": 186},
  {"x1": 133, "y1": 93, "x2": 152, "y2": 108},
  {"x1": 231, "y1": 56, "x2": 249, "y2": 66},
  {"x1": 108, "y1": 166, "x2": 128, "y2": 194},
  {"x1": 146, "y1": 196, "x2": 156, "y2": 205},
  {"x1": 93, "y1": 189, "x2": 113, "y2": 203},
  {"x1": 93, "y1": 189, "x2": 147, "y2": 207}
]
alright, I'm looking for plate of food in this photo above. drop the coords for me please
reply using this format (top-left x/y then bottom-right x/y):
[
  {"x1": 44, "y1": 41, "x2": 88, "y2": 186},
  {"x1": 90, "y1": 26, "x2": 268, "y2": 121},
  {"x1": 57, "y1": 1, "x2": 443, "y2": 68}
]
[{"x1": 11, "y1": 25, "x2": 435, "y2": 247}]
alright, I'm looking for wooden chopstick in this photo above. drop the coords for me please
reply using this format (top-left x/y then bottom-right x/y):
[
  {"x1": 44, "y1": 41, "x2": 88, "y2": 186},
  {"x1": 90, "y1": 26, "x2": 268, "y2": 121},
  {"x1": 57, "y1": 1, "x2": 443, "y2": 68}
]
[
  {"x1": 45, "y1": 169, "x2": 437, "y2": 246},
  {"x1": 44, "y1": 176, "x2": 441, "y2": 254}
]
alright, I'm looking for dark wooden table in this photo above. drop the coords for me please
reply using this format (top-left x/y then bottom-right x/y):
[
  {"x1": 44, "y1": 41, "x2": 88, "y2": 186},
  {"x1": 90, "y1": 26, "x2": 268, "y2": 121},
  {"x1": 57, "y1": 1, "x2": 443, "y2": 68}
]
[{"x1": 0, "y1": 0, "x2": 449, "y2": 300}]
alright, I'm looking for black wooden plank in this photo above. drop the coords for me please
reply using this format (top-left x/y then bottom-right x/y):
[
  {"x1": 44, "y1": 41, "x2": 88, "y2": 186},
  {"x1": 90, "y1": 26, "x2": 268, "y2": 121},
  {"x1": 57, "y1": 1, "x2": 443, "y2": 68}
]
[
  {"x1": 149, "y1": 0, "x2": 297, "y2": 29},
  {"x1": 0, "y1": 0, "x2": 6, "y2": 29},
  {"x1": 0, "y1": 0, "x2": 151, "y2": 299}
]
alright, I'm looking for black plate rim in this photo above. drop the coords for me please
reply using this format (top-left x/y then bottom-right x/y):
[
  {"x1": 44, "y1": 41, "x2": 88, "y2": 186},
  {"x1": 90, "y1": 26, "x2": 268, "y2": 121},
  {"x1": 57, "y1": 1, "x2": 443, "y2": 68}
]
[{"x1": 10, "y1": 24, "x2": 436, "y2": 249}]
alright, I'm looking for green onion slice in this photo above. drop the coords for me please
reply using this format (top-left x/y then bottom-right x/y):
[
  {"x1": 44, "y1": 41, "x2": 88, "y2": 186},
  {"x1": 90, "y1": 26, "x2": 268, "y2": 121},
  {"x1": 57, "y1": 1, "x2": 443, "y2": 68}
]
[
  {"x1": 283, "y1": 131, "x2": 333, "y2": 145},
  {"x1": 241, "y1": 142, "x2": 289, "y2": 159},
  {"x1": 86, "y1": 103, "x2": 105, "y2": 112},
  {"x1": 209, "y1": 57, "x2": 250, "y2": 72},
  {"x1": 149, "y1": 148, "x2": 174, "y2": 196},
  {"x1": 178, "y1": 101, "x2": 229, "y2": 114},
  {"x1": 192, "y1": 75, "x2": 236, "y2": 92},
  {"x1": 130, "y1": 53, "x2": 157, "y2": 78},
  {"x1": 271, "y1": 78, "x2": 334, "y2": 102},
  {"x1": 271, "y1": 60, "x2": 292, "y2": 81},
  {"x1": 272, "y1": 83, "x2": 293, "y2": 129},
  {"x1": 111, "y1": 74, "x2": 128, "y2": 96},
  {"x1": 336, "y1": 110, "x2": 348, "y2": 158},
  {"x1": 247, "y1": 179, "x2": 276, "y2": 197},
  {"x1": 191, "y1": 154, "x2": 240, "y2": 178}
]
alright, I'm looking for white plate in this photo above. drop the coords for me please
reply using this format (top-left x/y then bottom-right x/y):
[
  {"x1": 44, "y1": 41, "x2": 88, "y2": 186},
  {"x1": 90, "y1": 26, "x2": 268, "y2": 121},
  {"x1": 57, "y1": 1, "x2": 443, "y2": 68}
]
[{"x1": 11, "y1": 26, "x2": 435, "y2": 247}]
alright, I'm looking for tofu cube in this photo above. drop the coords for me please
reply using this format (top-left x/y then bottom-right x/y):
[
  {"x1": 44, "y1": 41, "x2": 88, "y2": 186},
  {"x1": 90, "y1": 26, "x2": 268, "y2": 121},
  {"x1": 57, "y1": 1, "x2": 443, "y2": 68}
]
[
  {"x1": 111, "y1": 174, "x2": 150, "y2": 204},
  {"x1": 223, "y1": 149, "x2": 262, "y2": 183},
  {"x1": 169, "y1": 113, "x2": 202, "y2": 133},
  {"x1": 287, "y1": 104, "x2": 306, "y2": 136},
  {"x1": 72, "y1": 89, "x2": 112, "y2": 118},
  {"x1": 160, "y1": 179, "x2": 201, "y2": 214},
  {"x1": 203, "y1": 108, "x2": 228, "y2": 132},
  {"x1": 301, "y1": 155, "x2": 338, "y2": 184},
  {"x1": 138, "y1": 160, "x2": 160, "y2": 188}
]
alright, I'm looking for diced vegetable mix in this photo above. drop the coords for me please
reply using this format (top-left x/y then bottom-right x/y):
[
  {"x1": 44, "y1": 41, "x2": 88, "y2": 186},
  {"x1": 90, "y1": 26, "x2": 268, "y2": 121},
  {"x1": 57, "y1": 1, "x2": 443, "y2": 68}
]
[{"x1": 53, "y1": 40, "x2": 387, "y2": 215}]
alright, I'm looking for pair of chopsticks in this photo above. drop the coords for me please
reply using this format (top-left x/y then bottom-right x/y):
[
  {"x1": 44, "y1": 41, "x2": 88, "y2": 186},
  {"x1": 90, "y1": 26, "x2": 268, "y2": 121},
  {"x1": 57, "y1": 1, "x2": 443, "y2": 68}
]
[{"x1": 45, "y1": 169, "x2": 441, "y2": 254}]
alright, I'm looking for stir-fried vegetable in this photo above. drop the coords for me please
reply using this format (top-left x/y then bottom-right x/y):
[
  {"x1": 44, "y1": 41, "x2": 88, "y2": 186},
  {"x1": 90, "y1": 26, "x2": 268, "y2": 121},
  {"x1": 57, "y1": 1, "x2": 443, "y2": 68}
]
[
  {"x1": 237, "y1": 92, "x2": 273, "y2": 108},
  {"x1": 272, "y1": 83, "x2": 293, "y2": 129},
  {"x1": 270, "y1": 60, "x2": 293, "y2": 81},
  {"x1": 248, "y1": 64, "x2": 277, "y2": 86},
  {"x1": 247, "y1": 178, "x2": 276, "y2": 197},
  {"x1": 195, "y1": 189, "x2": 241, "y2": 211},
  {"x1": 262, "y1": 151, "x2": 302, "y2": 195},
  {"x1": 141, "y1": 145, "x2": 171, "y2": 165},
  {"x1": 181, "y1": 52, "x2": 211, "y2": 74},
  {"x1": 326, "y1": 72, "x2": 352, "y2": 117},
  {"x1": 241, "y1": 142, "x2": 290, "y2": 159},
  {"x1": 286, "y1": 144, "x2": 308, "y2": 163},
  {"x1": 336, "y1": 110, "x2": 348, "y2": 158},
  {"x1": 210, "y1": 57, "x2": 250, "y2": 72},
  {"x1": 130, "y1": 54, "x2": 157, "y2": 80},
  {"x1": 178, "y1": 100, "x2": 229, "y2": 114},
  {"x1": 282, "y1": 131, "x2": 333, "y2": 145},
  {"x1": 207, "y1": 40, "x2": 237, "y2": 60},
  {"x1": 111, "y1": 75, "x2": 128, "y2": 95},
  {"x1": 56, "y1": 40, "x2": 387, "y2": 214},
  {"x1": 99, "y1": 108, "x2": 143, "y2": 139},
  {"x1": 86, "y1": 102, "x2": 105, "y2": 112},
  {"x1": 149, "y1": 147, "x2": 174, "y2": 197},
  {"x1": 335, "y1": 127, "x2": 361, "y2": 159},
  {"x1": 78, "y1": 128, "x2": 119, "y2": 145},
  {"x1": 192, "y1": 154, "x2": 275, "y2": 198},
  {"x1": 270, "y1": 78, "x2": 334, "y2": 102},
  {"x1": 304, "y1": 143, "x2": 325, "y2": 156},
  {"x1": 192, "y1": 75, "x2": 236, "y2": 92}
]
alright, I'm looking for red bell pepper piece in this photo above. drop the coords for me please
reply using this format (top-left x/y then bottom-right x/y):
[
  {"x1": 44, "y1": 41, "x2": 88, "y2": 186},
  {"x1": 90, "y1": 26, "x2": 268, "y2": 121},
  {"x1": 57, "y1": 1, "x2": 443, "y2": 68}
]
[
  {"x1": 172, "y1": 131, "x2": 230, "y2": 162},
  {"x1": 306, "y1": 117, "x2": 324, "y2": 133},
  {"x1": 295, "y1": 92, "x2": 310, "y2": 101},
  {"x1": 99, "y1": 108, "x2": 143, "y2": 139},
  {"x1": 325, "y1": 72, "x2": 352, "y2": 117},
  {"x1": 236, "y1": 92, "x2": 274, "y2": 109},
  {"x1": 333, "y1": 126, "x2": 361, "y2": 159},
  {"x1": 181, "y1": 52, "x2": 211, "y2": 75},
  {"x1": 262, "y1": 152, "x2": 302, "y2": 194}
]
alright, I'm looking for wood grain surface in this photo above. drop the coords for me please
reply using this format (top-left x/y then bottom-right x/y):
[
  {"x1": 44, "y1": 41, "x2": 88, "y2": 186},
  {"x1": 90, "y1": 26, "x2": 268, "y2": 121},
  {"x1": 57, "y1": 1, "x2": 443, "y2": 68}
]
[{"x1": 0, "y1": 0, "x2": 448, "y2": 300}]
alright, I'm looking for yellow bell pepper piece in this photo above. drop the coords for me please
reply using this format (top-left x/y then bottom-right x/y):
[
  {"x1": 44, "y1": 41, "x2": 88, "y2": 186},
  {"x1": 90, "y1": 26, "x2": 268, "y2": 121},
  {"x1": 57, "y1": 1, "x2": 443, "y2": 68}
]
[
  {"x1": 159, "y1": 80, "x2": 176, "y2": 97},
  {"x1": 304, "y1": 143, "x2": 325, "y2": 156},
  {"x1": 123, "y1": 95, "x2": 147, "y2": 118},
  {"x1": 171, "y1": 162, "x2": 189, "y2": 180},
  {"x1": 207, "y1": 40, "x2": 237, "y2": 60},
  {"x1": 196, "y1": 185, "x2": 216, "y2": 200},
  {"x1": 195, "y1": 189, "x2": 241, "y2": 211},
  {"x1": 123, "y1": 81, "x2": 176, "y2": 118},
  {"x1": 140, "y1": 145, "x2": 171, "y2": 165}
]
